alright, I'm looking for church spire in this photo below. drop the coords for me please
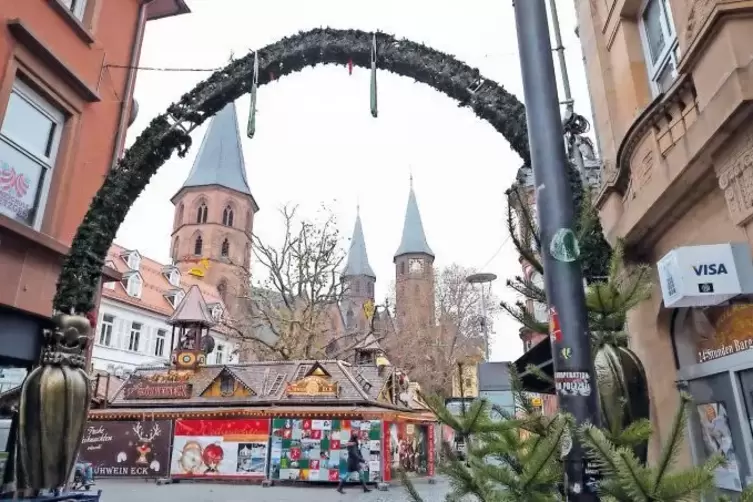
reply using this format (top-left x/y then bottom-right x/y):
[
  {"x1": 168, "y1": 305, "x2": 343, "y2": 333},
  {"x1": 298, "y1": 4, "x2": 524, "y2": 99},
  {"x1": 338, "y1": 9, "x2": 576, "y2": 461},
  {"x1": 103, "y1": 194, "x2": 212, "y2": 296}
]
[
  {"x1": 175, "y1": 101, "x2": 251, "y2": 197},
  {"x1": 343, "y1": 208, "x2": 376, "y2": 279},
  {"x1": 394, "y1": 177, "x2": 434, "y2": 260}
]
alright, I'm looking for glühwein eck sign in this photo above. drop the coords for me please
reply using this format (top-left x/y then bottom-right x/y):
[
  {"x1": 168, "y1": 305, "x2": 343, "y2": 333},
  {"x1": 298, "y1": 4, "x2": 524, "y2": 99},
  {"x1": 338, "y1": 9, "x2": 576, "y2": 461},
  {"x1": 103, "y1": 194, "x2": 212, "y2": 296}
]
[{"x1": 121, "y1": 380, "x2": 192, "y2": 400}]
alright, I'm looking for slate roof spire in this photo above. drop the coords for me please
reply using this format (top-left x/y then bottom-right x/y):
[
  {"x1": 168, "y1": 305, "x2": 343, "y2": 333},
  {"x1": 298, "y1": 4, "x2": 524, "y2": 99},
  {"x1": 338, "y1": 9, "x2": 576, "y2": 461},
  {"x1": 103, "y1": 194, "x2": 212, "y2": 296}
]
[
  {"x1": 343, "y1": 206, "x2": 376, "y2": 279},
  {"x1": 168, "y1": 285, "x2": 216, "y2": 327},
  {"x1": 178, "y1": 101, "x2": 251, "y2": 196},
  {"x1": 394, "y1": 176, "x2": 434, "y2": 259}
]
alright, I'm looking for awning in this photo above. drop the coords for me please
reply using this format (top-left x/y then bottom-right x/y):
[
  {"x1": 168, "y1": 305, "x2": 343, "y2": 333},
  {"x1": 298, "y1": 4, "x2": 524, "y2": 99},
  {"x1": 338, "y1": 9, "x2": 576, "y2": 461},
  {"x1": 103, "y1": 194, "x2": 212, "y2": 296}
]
[{"x1": 513, "y1": 337, "x2": 554, "y2": 394}]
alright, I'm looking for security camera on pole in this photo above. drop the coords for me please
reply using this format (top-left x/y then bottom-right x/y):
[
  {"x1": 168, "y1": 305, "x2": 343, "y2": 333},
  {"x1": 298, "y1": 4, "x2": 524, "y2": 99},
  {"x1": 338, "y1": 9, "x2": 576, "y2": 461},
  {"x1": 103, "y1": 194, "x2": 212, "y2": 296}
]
[{"x1": 512, "y1": 0, "x2": 601, "y2": 500}]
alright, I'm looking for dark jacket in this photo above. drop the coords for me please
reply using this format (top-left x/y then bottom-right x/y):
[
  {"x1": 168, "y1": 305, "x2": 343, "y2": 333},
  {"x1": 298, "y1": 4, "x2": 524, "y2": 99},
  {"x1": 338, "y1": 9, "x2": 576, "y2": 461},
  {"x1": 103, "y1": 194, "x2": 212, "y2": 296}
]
[{"x1": 346, "y1": 439, "x2": 364, "y2": 472}]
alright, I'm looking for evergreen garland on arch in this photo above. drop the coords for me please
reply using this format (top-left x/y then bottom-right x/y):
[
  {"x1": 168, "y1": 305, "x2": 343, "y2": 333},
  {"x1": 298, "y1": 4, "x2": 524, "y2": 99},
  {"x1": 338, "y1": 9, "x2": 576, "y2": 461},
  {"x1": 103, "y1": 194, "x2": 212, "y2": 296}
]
[{"x1": 53, "y1": 27, "x2": 531, "y2": 314}]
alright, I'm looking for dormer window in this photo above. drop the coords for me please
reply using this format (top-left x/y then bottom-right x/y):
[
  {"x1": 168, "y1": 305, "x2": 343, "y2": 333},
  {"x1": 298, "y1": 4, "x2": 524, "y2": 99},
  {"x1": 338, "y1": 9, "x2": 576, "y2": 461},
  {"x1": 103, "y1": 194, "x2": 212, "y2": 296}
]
[
  {"x1": 122, "y1": 251, "x2": 141, "y2": 270},
  {"x1": 123, "y1": 273, "x2": 143, "y2": 298},
  {"x1": 169, "y1": 269, "x2": 180, "y2": 287},
  {"x1": 165, "y1": 289, "x2": 185, "y2": 308},
  {"x1": 210, "y1": 304, "x2": 223, "y2": 321},
  {"x1": 104, "y1": 260, "x2": 117, "y2": 290}
]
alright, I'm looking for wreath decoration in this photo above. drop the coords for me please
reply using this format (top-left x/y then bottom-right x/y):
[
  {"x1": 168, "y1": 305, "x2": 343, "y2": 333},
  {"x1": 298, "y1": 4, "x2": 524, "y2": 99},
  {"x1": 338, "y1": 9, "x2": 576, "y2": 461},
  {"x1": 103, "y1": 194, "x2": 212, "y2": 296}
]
[{"x1": 53, "y1": 27, "x2": 530, "y2": 314}]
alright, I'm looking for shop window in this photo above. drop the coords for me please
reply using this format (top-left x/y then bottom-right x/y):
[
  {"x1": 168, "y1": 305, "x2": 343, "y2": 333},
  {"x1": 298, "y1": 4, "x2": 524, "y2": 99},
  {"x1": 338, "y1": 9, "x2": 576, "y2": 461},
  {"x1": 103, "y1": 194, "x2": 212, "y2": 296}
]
[
  {"x1": 0, "y1": 79, "x2": 65, "y2": 229},
  {"x1": 639, "y1": 0, "x2": 678, "y2": 96}
]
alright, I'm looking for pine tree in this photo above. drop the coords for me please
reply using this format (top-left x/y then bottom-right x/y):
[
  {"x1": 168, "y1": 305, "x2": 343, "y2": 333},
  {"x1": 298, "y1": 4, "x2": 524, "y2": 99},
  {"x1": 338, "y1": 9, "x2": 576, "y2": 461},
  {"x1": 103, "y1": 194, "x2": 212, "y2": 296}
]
[
  {"x1": 400, "y1": 375, "x2": 746, "y2": 502},
  {"x1": 501, "y1": 165, "x2": 652, "y2": 457},
  {"x1": 399, "y1": 367, "x2": 570, "y2": 502}
]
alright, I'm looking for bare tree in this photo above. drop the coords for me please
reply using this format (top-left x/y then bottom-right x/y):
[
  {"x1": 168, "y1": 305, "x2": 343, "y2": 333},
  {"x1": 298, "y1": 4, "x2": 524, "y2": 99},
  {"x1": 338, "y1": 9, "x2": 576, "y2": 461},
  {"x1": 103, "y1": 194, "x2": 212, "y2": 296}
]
[
  {"x1": 384, "y1": 263, "x2": 498, "y2": 396},
  {"x1": 225, "y1": 204, "x2": 386, "y2": 361}
]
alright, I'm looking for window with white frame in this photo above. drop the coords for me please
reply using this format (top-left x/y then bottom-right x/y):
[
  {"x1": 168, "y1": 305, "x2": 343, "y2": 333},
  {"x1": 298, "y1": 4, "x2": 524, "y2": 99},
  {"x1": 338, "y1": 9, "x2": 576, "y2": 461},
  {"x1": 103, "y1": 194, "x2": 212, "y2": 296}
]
[
  {"x1": 171, "y1": 290, "x2": 185, "y2": 308},
  {"x1": 155, "y1": 329, "x2": 166, "y2": 357},
  {"x1": 128, "y1": 322, "x2": 142, "y2": 352},
  {"x1": 169, "y1": 269, "x2": 180, "y2": 287},
  {"x1": 0, "y1": 80, "x2": 64, "y2": 229},
  {"x1": 104, "y1": 260, "x2": 116, "y2": 290},
  {"x1": 59, "y1": 0, "x2": 88, "y2": 21},
  {"x1": 211, "y1": 304, "x2": 223, "y2": 321},
  {"x1": 127, "y1": 252, "x2": 140, "y2": 270},
  {"x1": 215, "y1": 344, "x2": 224, "y2": 364},
  {"x1": 639, "y1": 0, "x2": 678, "y2": 96},
  {"x1": 99, "y1": 314, "x2": 114, "y2": 346},
  {"x1": 126, "y1": 274, "x2": 142, "y2": 298}
]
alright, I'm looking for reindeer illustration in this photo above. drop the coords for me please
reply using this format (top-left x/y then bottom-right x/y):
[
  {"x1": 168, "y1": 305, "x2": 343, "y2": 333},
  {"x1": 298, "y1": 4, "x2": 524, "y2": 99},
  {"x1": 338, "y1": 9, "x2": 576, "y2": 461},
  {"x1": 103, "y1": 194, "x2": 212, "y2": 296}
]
[{"x1": 133, "y1": 422, "x2": 162, "y2": 465}]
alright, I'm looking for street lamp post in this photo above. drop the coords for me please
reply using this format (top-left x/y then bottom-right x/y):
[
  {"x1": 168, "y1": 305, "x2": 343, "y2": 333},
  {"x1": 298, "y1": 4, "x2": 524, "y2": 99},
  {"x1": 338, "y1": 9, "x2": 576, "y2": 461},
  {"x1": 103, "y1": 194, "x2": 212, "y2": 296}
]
[
  {"x1": 466, "y1": 272, "x2": 497, "y2": 361},
  {"x1": 513, "y1": 0, "x2": 601, "y2": 499}
]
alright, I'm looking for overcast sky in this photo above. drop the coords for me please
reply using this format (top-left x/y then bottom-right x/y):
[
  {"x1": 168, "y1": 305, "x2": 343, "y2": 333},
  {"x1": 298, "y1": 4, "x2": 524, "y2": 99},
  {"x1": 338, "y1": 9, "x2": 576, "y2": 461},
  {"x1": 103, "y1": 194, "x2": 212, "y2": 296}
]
[{"x1": 116, "y1": 0, "x2": 594, "y2": 363}]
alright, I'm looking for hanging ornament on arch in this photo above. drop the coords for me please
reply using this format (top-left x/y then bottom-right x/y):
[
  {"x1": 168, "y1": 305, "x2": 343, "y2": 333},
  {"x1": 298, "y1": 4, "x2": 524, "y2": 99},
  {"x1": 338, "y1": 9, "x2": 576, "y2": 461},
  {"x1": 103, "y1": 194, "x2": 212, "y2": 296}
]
[
  {"x1": 370, "y1": 33, "x2": 378, "y2": 118},
  {"x1": 247, "y1": 51, "x2": 259, "y2": 139}
]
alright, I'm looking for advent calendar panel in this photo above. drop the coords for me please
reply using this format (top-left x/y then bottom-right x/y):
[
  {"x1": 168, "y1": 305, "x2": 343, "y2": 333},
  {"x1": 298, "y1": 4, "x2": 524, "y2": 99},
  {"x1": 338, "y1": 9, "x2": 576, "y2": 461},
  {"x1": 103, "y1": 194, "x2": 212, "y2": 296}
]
[{"x1": 269, "y1": 418, "x2": 383, "y2": 482}]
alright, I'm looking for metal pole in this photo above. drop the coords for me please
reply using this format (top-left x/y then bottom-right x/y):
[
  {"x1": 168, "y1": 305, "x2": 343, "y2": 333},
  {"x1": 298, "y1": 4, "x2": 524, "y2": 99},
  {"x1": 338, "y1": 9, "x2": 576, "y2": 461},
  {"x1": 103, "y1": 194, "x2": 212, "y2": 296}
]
[
  {"x1": 513, "y1": 0, "x2": 601, "y2": 499},
  {"x1": 480, "y1": 285, "x2": 490, "y2": 361}
]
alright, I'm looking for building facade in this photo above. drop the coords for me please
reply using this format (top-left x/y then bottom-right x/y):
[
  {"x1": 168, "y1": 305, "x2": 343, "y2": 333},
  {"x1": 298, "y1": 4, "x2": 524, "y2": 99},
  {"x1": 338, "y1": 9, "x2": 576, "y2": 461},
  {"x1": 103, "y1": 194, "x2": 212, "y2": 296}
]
[
  {"x1": 92, "y1": 243, "x2": 240, "y2": 377},
  {"x1": 578, "y1": 0, "x2": 753, "y2": 494},
  {"x1": 0, "y1": 0, "x2": 189, "y2": 371}
]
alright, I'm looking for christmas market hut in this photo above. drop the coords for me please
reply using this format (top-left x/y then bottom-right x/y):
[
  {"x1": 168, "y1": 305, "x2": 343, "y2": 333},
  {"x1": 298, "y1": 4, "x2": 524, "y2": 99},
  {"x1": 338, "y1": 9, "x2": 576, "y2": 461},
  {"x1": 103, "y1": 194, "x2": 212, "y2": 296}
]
[{"x1": 84, "y1": 286, "x2": 438, "y2": 485}]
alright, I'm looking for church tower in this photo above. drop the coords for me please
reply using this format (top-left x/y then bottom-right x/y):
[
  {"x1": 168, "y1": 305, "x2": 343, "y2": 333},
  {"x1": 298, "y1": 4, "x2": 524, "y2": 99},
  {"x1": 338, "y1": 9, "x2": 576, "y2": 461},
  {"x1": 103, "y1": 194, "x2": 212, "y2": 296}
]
[
  {"x1": 170, "y1": 102, "x2": 259, "y2": 310},
  {"x1": 394, "y1": 177, "x2": 435, "y2": 331},
  {"x1": 341, "y1": 208, "x2": 376, "y2": 333}
]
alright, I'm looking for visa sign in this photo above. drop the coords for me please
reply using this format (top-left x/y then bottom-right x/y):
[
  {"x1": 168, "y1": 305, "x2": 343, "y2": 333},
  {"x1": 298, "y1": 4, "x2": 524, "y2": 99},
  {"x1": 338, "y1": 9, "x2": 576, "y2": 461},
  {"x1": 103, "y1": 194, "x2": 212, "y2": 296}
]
[{"x1": 693, "y1": 263, "x2": 729, "y2": 276}]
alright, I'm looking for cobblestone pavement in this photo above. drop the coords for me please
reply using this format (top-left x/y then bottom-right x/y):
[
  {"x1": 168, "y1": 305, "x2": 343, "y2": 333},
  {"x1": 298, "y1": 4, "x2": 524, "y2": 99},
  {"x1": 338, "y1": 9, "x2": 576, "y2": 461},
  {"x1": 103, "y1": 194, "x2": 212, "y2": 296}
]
[{"x1": 95, "y1": 477, "x2": 450, "y2": 502}]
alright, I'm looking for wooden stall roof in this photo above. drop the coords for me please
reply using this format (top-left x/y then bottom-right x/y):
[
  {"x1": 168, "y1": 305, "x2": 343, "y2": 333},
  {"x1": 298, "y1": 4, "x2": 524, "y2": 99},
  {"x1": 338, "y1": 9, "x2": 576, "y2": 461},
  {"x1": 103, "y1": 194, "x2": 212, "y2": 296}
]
[{"x1": 108, "y1": 359, "x2": 430, "y2": 414}]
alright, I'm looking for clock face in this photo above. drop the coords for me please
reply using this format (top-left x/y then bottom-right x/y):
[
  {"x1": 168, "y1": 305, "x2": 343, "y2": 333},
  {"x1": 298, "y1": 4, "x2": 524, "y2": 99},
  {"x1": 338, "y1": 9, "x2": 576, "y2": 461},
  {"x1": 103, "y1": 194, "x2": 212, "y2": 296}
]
[{"x1": 408, "y1": 258, "x2": 423, "y2": 274}]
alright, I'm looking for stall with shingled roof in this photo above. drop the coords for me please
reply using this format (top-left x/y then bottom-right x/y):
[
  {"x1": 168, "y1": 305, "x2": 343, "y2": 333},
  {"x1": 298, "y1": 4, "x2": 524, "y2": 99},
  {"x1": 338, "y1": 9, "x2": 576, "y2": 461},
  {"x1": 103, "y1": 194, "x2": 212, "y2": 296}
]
[{"x1": 84, "y1": 285, "x2": 438, "y2": 486}]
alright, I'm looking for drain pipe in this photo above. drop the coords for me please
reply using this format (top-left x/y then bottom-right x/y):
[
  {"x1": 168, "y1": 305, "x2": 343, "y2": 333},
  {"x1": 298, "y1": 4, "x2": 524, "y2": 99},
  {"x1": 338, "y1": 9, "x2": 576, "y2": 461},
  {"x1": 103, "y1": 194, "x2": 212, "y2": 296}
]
[{"x1": 108, "y1": 0, "x2": 151, "y2": 170}]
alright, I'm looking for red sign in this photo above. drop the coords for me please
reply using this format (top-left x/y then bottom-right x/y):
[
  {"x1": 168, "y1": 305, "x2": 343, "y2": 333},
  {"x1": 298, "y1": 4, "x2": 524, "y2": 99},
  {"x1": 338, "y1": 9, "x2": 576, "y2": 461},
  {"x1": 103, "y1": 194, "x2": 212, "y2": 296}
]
[
  {"x1": 427, "y1": 424, "x2": 435, "y2": 477},
  {"x1": 382, "y1": 421, "x2": 392, "y2": 482},
  {"x1": 549, "y1": 306, "x2": 562, "y2": 343},
  {"x1": 171, "y1": 419, "x2": 271, "y2": 479},
  {"x1": 121, "y1": 380, "x2": 192, "y2": 400}
]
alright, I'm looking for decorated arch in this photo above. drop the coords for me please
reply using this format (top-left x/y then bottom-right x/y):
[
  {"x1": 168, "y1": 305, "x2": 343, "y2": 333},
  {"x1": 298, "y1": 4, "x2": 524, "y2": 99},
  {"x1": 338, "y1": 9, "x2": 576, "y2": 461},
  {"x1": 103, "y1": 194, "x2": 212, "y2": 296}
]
[{"x1": 53, "y1": 27, "x2": 530, "y2": 314}]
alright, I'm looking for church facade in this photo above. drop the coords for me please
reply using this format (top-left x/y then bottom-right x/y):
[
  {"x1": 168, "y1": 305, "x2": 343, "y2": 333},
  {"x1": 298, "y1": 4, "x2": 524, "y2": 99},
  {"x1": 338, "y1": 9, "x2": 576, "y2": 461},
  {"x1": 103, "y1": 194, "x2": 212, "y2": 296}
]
[{"x1": 94, "y1": 100, "x2": 443, "y2": 377}]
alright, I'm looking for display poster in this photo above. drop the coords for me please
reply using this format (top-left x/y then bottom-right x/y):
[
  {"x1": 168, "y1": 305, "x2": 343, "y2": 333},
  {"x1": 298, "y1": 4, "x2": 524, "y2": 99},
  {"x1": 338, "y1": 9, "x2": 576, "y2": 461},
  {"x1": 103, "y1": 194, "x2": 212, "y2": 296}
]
[
  {"x1": 170, "y1": 419, "x2": 270, "y2": 479},
  {"x1": 392, "y1": 422, "x2": 429, "y2": 475},
  {"x1": 382, "y1": 422, "x2": 392, "y2": 482},
  {"x1": 697, "y1": 402, "x2": 743, "y2": 492},
  {"x1": 80, "y1": 420, "x2": 172, "y2": 478},
  {"x1": 269, "y1": 418, "x2": 382, "y2": 482}
]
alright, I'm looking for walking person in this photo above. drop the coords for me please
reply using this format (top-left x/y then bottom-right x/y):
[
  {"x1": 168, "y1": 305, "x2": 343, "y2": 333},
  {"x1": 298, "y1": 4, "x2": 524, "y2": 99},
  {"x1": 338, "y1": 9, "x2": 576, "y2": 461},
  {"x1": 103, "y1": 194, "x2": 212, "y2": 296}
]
[{"x1": 336, "y1": 430, "x2": 372, "y2": 494}]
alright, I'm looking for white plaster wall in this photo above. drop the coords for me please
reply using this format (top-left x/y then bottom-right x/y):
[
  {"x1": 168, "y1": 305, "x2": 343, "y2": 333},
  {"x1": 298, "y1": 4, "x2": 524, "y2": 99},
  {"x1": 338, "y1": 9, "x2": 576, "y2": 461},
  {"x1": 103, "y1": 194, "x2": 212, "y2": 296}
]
[{"x1": 92, "y1": 298, "x2": 239, "y2": 376}]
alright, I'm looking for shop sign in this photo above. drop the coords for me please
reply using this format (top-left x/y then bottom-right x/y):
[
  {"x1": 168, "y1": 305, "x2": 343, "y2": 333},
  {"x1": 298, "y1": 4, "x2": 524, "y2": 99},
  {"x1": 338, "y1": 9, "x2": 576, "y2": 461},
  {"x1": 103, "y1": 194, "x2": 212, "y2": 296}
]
[
  {"x1": 79, "y1": 420, "x2": 172, "y2": 477},
  {"x1": 285, "y1": 375, "x2": 338, "y2": 397},
  {"x1": 657, "y1": 244, "x2": 753, "y2": 308},
  {"x1": 554, "y1": 371, "x2": 592, "y2": 397},
  {"x1": 695, "y1": 304, "x2": 753, "y2": 363},
  {"x1": 121, "y1": 379, "x2": 192, "y2": 400}
]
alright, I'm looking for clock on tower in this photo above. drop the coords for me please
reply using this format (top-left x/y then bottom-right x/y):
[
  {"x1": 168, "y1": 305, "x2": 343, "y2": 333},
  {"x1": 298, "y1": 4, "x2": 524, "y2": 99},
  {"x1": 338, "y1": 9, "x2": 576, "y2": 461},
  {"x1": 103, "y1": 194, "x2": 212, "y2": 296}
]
[{"x1": 408, "y1": 258, "x2": 423, "y2": 274}]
